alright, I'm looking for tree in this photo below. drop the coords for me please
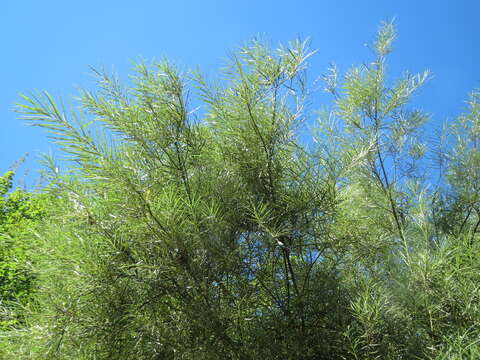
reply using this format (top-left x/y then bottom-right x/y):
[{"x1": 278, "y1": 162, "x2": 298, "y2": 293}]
[
  {"x1": 9, "y1": 22, "x2": 480, "y2": 359},
  {"x1": 0, "y1": 171, "x2": 45, "y2": 330}
]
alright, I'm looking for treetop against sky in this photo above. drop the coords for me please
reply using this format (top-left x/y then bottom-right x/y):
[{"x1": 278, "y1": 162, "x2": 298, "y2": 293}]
[
  {"x1": 2, "y1": 10, "x2": 480, "y2": 358},
  {"x1": 1, "y1": 1, "x2": 479, "y2": 184}
]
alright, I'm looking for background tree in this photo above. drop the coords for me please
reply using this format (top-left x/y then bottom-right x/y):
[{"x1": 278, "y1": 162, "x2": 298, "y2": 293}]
[{"x1": 0, "y1": 170, "x2": 45, "y2": 330}]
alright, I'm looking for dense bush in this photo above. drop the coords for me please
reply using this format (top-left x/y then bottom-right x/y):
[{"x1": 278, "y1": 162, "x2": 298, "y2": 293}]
[
  {"x1": 0, "y1": 171, "x2": 45, "y2": 330},
  {"x1": 3, "y1": 23, "x2": 480, "y2": 359}
]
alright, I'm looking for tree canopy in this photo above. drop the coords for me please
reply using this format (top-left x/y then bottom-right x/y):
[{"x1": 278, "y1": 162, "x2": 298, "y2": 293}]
[
  {"x1": 0, "y1": 171, "x2": 45, "y2": 331},
  {"x1": 2, "y1": 22, "x2": 480, "y2": 359}
]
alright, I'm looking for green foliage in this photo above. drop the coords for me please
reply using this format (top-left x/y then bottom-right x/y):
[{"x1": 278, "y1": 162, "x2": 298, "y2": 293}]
[
  {"x1": 5, "y1": 22, "x2": 480, "y2": 359},
  {"x1": 0, "y1": 171, "x2": 45, "y2": 330}
]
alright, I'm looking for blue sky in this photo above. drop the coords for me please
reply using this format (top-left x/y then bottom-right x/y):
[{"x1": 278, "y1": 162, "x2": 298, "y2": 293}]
[{"x1": 2, "y1": 1, "x2": 479, "y2": 188}]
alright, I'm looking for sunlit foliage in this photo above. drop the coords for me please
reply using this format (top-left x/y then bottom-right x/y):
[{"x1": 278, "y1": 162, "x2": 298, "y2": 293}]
[{"x1": 4, "y1": 22, "x2": 480, "y2": 359}]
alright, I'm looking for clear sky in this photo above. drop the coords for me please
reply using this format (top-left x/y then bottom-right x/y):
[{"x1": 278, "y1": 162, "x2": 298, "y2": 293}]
[{"x1": 2, "y1": 1, "x2": 479, "y2": 187}]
